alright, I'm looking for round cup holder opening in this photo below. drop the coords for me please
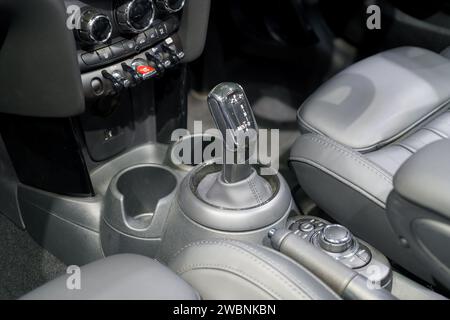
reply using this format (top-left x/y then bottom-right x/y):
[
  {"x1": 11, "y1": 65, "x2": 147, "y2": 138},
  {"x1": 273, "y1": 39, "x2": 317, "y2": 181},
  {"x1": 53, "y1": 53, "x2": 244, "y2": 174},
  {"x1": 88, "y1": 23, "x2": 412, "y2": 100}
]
[{"x1": 115, "y1": 165, "x2": 177, "y2": 229}]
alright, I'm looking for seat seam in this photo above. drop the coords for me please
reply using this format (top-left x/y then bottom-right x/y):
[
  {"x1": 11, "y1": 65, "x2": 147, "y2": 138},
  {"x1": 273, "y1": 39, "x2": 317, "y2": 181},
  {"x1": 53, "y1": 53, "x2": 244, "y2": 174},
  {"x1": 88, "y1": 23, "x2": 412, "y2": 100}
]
[
  {"x1": 422, "y1": 127, "x2": 448, "y2": 139},
  {"x1": 290, "y1": 158, "x2": 388, "y2": 208},
  {"x1": 297, "y1": 98, "x2": 450, "y2": 152},
  {"x1": 302, "y1": 135, "x2": 393, "y2": 183},
  {"x1": 390, "y1": 143, "x2": 415, "y2": 154},
  {"x1": 177, "y1": 264, "x2": 284, "y2": 300},
  {"x1": 175, "y1": 241, "x2": 314, "y2": 299},
  {"x1": 226, "y1": 241, "x2": 323, "y2": 299},
  {"x1": 248, "y1": 179, "x2": 262, "y2": 204},
  {"x1": 394, "y1": 142, "x2": 417, "y2": 154},
  {"x1": 297, "y1": 108, "x2": 324, "y2": 136}
]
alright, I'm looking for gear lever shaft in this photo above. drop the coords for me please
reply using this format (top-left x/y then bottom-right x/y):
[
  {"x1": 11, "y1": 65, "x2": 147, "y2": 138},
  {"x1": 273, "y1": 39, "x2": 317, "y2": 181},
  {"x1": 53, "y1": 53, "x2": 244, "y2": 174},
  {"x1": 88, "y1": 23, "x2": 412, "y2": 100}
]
[{"x1": 207, "y1": 83, "x2": 258, "y2": 183}]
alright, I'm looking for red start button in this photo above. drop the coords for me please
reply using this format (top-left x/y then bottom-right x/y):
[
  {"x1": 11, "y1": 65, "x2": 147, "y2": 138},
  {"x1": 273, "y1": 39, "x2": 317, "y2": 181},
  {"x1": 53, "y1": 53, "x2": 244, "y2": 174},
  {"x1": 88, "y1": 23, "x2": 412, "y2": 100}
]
[{"x1": 136, "y1": 65, "x2": 156, "y2": 76}]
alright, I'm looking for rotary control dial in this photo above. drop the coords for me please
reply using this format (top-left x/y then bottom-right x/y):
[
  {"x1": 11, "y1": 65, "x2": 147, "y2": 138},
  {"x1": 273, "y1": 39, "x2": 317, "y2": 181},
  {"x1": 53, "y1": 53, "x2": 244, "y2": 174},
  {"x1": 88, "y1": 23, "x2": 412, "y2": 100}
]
[
  {"x1": 78, "y1": 9, "x2": 113, "y2": 45},
  {"x1": 318, "y1": 224, "x2": 354, "y2": 253},
  {"x1": 156, "y1": 0, "x2": 185, "y2": 13},
  {"x1": 116, "y1": 0, "x2": 155, "y2": 34}
]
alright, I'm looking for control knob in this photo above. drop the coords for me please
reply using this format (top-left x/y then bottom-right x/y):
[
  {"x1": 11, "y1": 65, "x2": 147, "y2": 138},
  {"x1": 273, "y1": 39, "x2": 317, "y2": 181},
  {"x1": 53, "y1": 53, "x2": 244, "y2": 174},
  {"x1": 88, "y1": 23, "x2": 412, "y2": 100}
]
[
  {"x1": 156, "y1": 0, "x2": 186, "y2": 13},
  {"x1": 116, "y1": 0, "x2": 155, "y2": 33},
  {"x1": 78, "y1": 9, "x2": 113, "y2": 45},
  {"x1": 318, "y1": 224, "x2": 354, "y2": 253}
]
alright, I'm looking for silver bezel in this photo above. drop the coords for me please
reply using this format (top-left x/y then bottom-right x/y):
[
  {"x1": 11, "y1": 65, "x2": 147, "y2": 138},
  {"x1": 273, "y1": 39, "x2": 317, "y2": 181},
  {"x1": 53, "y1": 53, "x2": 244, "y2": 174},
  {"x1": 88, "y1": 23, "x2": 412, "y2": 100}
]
[
  {"x1": 161, "y1": 0, "x2": 186, "y2": 13},
  {"x1": 87, "y1": 14, "x2": 113, "y2": 44},
  {"x1": 124, "y1": 0, "x2": 155, "y2": 33}
]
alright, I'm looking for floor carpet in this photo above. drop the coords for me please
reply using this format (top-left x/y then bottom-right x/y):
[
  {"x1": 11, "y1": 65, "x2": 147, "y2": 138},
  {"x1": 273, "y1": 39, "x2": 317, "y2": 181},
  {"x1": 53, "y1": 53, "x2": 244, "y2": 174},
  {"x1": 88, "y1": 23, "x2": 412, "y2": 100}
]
[{"x1": 0, "y1": 214, "x2": 66, "y2": 300}]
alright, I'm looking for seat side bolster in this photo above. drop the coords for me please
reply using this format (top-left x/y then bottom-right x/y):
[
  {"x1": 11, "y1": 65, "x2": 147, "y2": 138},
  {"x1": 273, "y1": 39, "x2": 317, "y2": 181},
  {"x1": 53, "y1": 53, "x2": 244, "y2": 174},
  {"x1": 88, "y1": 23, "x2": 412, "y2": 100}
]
[{"x1": 289, "y1": 134, "x2": 393, "y2": 207}]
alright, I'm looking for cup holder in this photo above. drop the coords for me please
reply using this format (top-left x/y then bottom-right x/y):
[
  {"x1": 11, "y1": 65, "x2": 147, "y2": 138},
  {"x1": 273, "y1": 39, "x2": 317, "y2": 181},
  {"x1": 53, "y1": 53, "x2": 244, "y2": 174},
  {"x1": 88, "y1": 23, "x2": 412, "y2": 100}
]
[
  {"x1": 168, "y1": 133, "x2": 222, "y2": 171},
  {"x1": 103, "y1": 164, "x2": 178, "y2": 234}
]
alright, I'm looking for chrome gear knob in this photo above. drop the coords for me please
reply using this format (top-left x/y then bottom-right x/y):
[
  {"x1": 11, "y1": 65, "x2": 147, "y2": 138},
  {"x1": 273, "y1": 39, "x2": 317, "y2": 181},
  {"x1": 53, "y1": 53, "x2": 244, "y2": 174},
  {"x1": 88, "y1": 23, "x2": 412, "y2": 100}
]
[{"x1": 207, "y1": 83, "x2": 258, "y2": 183}]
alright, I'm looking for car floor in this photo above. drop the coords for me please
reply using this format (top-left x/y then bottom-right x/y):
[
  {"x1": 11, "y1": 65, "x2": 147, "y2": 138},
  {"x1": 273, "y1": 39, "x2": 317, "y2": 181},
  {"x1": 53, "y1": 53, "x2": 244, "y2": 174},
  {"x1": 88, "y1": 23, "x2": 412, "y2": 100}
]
[{"x1": 0, "y1": 214, "x2": 66, "y2": 300}]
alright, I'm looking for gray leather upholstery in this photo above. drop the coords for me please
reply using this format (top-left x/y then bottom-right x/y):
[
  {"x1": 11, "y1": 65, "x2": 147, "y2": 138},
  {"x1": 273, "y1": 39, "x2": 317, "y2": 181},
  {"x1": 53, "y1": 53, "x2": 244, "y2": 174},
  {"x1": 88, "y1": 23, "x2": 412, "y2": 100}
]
[
  {"x1": 297, "y1": 47, "x2": 450, "y2": 152},
  {"x1": 387, "y1": 140, "x2": 450, "y2": 289},
  {"x1": 21, "y1": 254, "x2": 199, "y2": 300},
  {"x1": 168, "y1": 239, "x2": 340, "y2": 300},
  {"x1": 290, "y1": 47, "x2": 450, "y2": 282},
  {"x1": 393, "y1": 139, "x2": 450, "y2": 217},
  {"x1": 197, "y1": 169, "x2": 273, "y2": 209}
]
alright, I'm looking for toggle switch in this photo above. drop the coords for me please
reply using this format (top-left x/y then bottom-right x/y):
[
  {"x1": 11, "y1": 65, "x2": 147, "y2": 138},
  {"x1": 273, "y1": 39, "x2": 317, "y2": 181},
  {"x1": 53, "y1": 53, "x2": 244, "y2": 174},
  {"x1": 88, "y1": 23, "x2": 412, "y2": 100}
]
[
  {"x1": 102, "y1": 70, "x2": 124, "y2": 95},
  {"x1": 122, "y1": 63, "x2": 142, "y2": 85},
  {"x1": 111, "y1": 70, "x2": 131, "y2": 88},
  {"x1": 161, "y1": 37, "x2": 185, "y2": 63},
  {"x1": 131, "y1": 59, "x2": 157, "y2": 80},
  {"x1": 145, "y1": 52, "x2": 165, "y2": 76}
]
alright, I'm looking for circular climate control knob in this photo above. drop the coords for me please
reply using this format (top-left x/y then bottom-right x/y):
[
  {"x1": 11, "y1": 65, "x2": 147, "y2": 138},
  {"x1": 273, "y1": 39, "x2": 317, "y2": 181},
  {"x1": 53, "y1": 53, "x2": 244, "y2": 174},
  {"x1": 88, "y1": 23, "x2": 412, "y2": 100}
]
[
  {"x1": 116, "y1": 0, "x2": 155, "y2": 33},
  {"x1": 156, "y1": 0, "x2": 185, "y2": 13},
  {"x1": 78, "y1": 9, "x2": 113, "y2": 44},
  {"x1": 319, "y1": 224, "x2": 354, "y2": 253}
]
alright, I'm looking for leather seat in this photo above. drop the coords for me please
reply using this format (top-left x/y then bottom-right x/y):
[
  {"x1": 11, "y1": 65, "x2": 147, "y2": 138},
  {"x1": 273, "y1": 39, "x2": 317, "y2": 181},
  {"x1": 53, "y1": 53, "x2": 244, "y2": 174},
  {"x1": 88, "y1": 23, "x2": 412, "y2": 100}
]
[
  {"x1": 289, "y1": 46, "x2": 450, "y2": 281},
  {"x1": 22, "y1": 240, "x2": 339, "y2": 300},
  {"x1": 21, "y1": 254, "x2": 200, "y2": 300}
]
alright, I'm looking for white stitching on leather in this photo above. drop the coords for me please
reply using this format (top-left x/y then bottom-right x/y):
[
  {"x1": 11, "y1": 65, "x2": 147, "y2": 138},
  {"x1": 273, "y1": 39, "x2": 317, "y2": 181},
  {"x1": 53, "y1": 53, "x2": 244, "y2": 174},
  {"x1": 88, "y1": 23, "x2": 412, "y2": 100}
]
[
  {"x1": 228, "y1": 241, "x2": 327, "y2": 300},
  {"x1": 304, "y1": 135, "x2": 392, "y2": 183},
  {"x1": 177, "y1": 247, "x2": 311, "y2": 300},
  {"x1": 172, "y1": 240, "x2": 314, "y2": 299},
  {"x1": 177, "y1": 264, "x2": 283, "y2": 300},
  {"x1": 248, "y1": 179, "x2": 262, "y2": 204}
]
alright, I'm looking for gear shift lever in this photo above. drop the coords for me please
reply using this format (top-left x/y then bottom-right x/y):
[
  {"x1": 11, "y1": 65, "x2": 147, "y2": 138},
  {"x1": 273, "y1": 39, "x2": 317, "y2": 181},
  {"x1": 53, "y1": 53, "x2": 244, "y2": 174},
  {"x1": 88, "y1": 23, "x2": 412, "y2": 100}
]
[{"x1": 207, "y1": 83, "x2": 258, "y2": 183}]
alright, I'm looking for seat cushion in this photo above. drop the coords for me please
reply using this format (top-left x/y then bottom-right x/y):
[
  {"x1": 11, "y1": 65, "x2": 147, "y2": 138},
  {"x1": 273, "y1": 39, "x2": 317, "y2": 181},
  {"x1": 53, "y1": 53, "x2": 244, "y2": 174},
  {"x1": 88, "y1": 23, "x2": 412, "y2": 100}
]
[
  {"x1": 21, "y1": 254, "x2": 200, "y2": 300},
  {"x1": 168, "y1": 239, "x2": 340, "y2": 300},
  {"x1": 297, "y1": 47, "x2": 450, "y2": 152}
]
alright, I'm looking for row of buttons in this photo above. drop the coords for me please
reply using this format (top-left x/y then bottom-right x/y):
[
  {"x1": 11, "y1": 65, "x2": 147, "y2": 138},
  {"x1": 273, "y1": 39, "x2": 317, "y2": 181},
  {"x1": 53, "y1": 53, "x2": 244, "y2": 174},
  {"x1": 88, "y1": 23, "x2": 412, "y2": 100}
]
[
  {"x1": 290, "y1": 217, "x2": 372, "y2": 269},
  {"x1": 81, "y1": 18, "x2": 177, "y2": 68},
  {"x1": 340, "y1": 245, "x2": 372, "y2": 269},
  {"x1": 290, "y1": 218, "x2": 326, "y2": 241},
  {"x1": 84, "y1": 37, "x2": 185, "y2": 99}
]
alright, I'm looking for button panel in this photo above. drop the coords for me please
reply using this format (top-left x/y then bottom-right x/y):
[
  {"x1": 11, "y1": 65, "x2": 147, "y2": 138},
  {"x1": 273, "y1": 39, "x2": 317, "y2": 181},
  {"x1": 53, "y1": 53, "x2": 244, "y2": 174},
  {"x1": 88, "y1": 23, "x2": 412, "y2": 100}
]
[
  {"x1": 78, "y1": 17, "x2": 179, "y2": 73},
  {"x1": 288, "y1": 216, "x2": 393, "y2": 290},
  {"x1": 289, "y1": 216, "x2": 372, "y2": 269},
  {"x1": 289, "y1": 218, "x2": 326, "y2": 242},
  {"x1": 81, "y1": 35, "x2": 184, "y2": 100}
]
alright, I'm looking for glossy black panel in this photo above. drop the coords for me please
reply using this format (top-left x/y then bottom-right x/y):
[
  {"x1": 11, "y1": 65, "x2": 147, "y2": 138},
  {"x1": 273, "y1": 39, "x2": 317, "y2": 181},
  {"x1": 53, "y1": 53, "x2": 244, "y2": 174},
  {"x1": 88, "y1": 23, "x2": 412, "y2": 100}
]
[
  {"x1": 155, "y1": 65, "x2": 188, "y2": 143},
  {"x1": 0, "y1": 114, "x2": 94, "y2": 197}
]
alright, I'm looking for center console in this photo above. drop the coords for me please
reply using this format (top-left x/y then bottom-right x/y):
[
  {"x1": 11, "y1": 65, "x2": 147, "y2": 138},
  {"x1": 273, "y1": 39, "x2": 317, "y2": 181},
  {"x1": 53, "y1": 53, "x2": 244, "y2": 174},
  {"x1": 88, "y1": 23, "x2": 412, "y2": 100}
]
[{"x1": 0, "y1": 0, "x2": 212, "y2": 264}]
